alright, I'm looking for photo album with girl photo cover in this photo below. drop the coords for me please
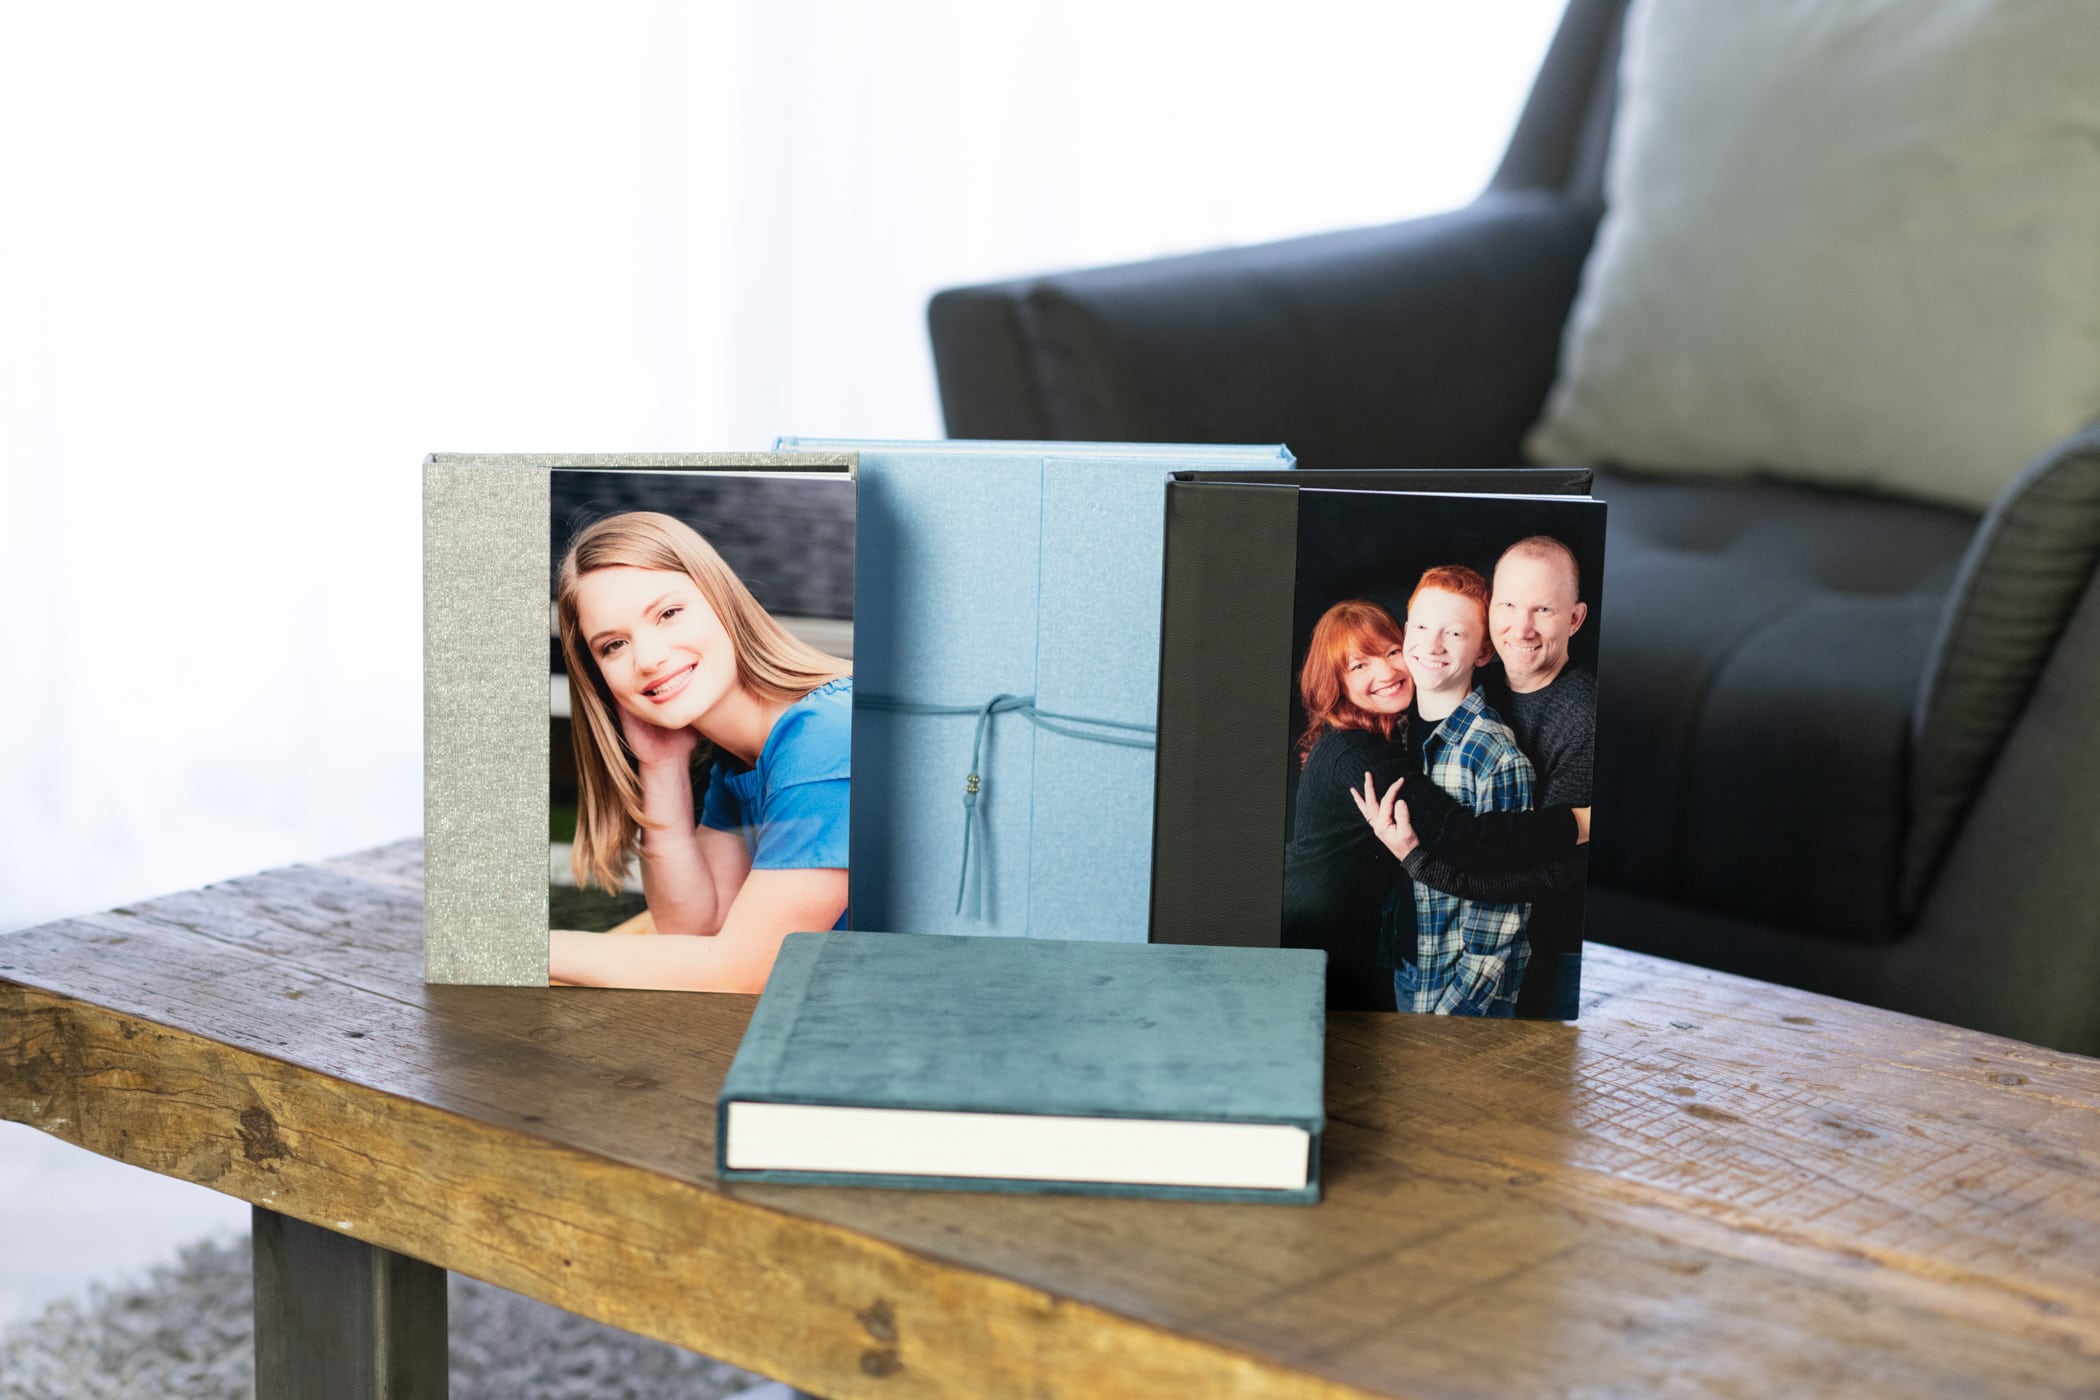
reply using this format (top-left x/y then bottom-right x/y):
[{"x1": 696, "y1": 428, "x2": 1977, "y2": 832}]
[{"x1": 423, "y1": 453, "x2": 855, "y2": 992}]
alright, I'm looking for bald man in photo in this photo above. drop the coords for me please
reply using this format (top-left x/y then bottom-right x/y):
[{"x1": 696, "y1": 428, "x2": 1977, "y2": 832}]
[{"x1": 1479, "y1": 535, "x2": 1595, "y2": 1018}]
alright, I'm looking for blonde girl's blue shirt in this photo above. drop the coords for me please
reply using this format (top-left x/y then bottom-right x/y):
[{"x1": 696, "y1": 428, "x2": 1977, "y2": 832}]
[{"x1": 700, "y1": 677, "x2": 851, "y2": 929}]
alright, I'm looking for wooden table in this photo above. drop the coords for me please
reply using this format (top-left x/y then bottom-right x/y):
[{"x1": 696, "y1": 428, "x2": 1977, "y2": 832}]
[{"x1": 3, "y1": 842, "x2": 2097, "y2": 1398}]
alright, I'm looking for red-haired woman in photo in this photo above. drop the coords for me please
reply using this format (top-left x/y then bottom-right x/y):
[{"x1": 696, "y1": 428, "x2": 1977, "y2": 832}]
[{"x1": 1283, "y1": 601, "x2": 1418, "y2": 1011}]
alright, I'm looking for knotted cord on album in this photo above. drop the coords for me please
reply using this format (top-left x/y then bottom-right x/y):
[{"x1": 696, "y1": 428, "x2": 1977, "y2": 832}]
[{"x1": 854, "y1": 693, "x2": 1156, "y2": 917}]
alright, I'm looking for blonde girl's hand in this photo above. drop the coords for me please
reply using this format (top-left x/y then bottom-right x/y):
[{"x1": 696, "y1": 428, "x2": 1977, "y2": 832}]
[
  {"x1": 617, "y1": 705, "x2": 700, "y2": 770},
  {"x1": 1349, "y1": 771, "x2": 1421, "y2": 860}
]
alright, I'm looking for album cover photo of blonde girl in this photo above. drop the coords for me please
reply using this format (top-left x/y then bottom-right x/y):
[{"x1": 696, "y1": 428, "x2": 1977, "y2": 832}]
[{"x1": 548, "y1": 470, "x2": 855, "y2": 991}]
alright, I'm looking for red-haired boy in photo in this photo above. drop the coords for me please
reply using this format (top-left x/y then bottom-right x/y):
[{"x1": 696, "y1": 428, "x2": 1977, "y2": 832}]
[{"x1": 1391, "y1": 564, "x2": 1535, "y2": 1016}]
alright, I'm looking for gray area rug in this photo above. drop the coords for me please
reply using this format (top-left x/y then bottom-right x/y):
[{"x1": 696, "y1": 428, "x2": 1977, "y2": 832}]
[{"x1": 0, "y1": 1233, "x2": 778, "y2": 1400}]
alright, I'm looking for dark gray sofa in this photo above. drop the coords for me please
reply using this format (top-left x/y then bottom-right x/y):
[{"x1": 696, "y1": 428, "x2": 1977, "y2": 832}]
[{"x1": 925, "y1": 0, "x2": 2100, "y2": 1054}]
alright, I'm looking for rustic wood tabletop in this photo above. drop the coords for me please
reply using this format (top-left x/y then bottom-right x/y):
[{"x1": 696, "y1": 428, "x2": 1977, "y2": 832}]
[{"x1": 3, "y1": 840, "x2": 2096, "y2": 1398}]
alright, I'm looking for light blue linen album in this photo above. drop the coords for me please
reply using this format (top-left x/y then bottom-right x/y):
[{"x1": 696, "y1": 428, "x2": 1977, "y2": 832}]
[{"x1": 776, "y1": 437, "x2": 1295, "y2": 943}]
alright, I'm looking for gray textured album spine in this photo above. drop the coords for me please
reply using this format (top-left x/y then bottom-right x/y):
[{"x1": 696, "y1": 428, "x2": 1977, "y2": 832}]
[{"x1": 424, "y1": 460, "x2": 552, "y2": 985}]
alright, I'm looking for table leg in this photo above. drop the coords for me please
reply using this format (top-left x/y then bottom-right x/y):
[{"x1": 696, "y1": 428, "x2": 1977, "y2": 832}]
[{"x1": 252, "y1": 1206, "x2": 448, "y2": 1400}]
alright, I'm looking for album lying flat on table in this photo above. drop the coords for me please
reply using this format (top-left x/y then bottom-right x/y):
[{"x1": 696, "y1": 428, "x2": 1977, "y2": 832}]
[{"x1": 718, "y1": 930, "x2": 1327, "y2": 1202}]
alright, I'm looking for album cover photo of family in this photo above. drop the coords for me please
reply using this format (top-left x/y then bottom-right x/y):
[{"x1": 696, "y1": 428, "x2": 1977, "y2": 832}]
[{"x1": 1282, "y1": 490, "x2": 1606, "y2": 1019}]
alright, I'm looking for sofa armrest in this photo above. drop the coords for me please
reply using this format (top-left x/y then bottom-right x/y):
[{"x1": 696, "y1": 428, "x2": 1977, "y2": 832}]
[
  {"x1": 1905, "y1": 421, "x2": 2100, "y2": 913},
  {"x1": 1897, "y1": 559, "x2": 2100, "y2": 1052},
  {"x1": 929, "y1": 190, "x2": 1599, "y2": 471}
]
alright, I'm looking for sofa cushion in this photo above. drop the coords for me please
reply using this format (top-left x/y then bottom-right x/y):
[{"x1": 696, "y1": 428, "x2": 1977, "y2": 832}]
[
  {"x1": 1590, "y1": 470, "x2": 1974, "y2": 940},
  {"x1": 1526, "y1": 0, "x2": 2100, "y2": 512}
]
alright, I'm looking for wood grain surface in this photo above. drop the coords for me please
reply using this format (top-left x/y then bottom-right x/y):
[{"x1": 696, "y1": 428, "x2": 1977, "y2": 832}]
[{"x1": 3, "y1": 842, "x2": 2096, "y2": 1399}]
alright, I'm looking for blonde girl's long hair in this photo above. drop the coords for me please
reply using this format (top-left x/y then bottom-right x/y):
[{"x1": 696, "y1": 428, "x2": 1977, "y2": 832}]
[{"x1": 556, "y1": 511, "x2": 849, "y2": 895}]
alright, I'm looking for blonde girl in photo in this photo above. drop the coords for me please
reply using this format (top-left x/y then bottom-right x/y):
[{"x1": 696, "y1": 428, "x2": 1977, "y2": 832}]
[{"x1": 550, "y1": 511, "x2": 850, "y2": 991}]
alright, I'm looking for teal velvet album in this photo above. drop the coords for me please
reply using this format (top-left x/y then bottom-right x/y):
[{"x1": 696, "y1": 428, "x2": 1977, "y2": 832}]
[{"x1": 717, "y1": 930, "x2": 1327, "y2": 1202}]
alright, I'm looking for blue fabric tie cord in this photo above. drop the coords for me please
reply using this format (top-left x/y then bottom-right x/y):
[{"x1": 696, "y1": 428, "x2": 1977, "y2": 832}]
[{"x1": 855, "y1": 693, "x2": 1155, "y2": 918}]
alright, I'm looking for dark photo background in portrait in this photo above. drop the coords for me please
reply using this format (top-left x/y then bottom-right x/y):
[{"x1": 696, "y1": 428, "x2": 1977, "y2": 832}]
[
  {"x1": 1283, "y1": 488, "x2": 1607, "y2": 1011},
  {"x1": 548, "y1": 470, "x2": 856, "y2": 932}
]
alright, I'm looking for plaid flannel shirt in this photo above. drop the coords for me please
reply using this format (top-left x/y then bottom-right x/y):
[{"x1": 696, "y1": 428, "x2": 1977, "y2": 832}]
[{"x1": 1407, "y1": 686, "x2": 1535, "y2": 1015}]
